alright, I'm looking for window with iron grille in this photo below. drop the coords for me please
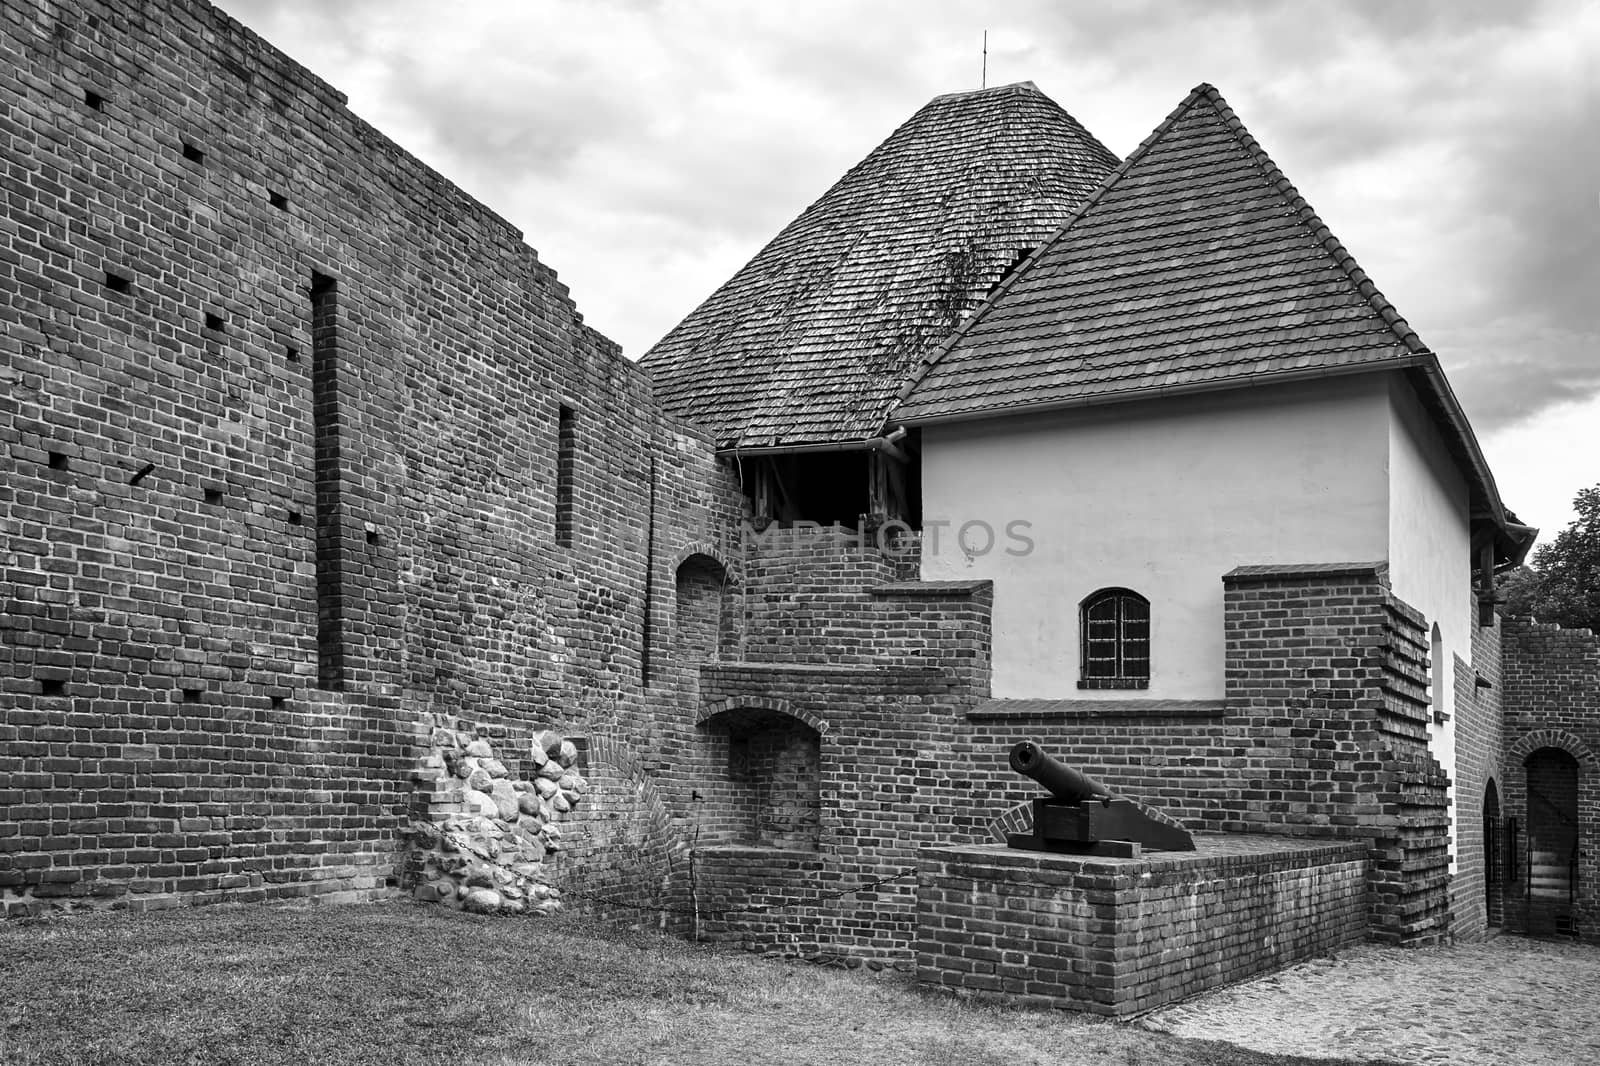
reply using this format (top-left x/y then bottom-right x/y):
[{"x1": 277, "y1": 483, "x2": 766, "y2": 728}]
[{"x1": 1078, "y1": 588, "x2": 1149, "y2": 689}]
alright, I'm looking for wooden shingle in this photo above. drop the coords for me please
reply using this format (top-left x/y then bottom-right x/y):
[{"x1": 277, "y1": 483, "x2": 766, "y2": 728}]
[{"x1": 640, "y1": 82, "x2": 1119, "y2": 449}]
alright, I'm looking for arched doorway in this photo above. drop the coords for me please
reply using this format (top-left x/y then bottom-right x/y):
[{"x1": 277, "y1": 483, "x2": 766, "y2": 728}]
[
  {"x1": 1483, "y1": 778, "x2": 1502, "y2": 928},
  {"x1": 1524, "y1": 747, "x2": 1579, "y2": 935}
]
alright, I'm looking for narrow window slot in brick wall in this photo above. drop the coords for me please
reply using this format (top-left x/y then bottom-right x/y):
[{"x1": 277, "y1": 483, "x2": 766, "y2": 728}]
[
  {"x1": 286, "y1": 344, "x2": 300, "y2": 363},
  {"x1": 641, "y1": 456, "x2": 656, "y2": 685},
  {"x1": 104, "y1": 270, "x2": 131, "y2": 294},
  {"x1": 182, "y1": 141, "x2": 205, "y2": 164},
  {"x1": 182, "y1": 686, "x2": 203, "y2": 702},
  {"x1": 311, "y1": 271, "x2": 345, "y2": 690},
  {"x1": 555, "y1": 404, "x2": 576, "y2": 547},
  {"x1": 287, "y1": 509, "x2": 302, "y2": 525},
  {"x1": 83, "y1": 89, "x2": 105, "y2": 111},
  {"x1": 47, "y1": 451, "x2": 68, "y2": 470},
  {"x1": 365, "y1": 528, "x2": 378, "y2": 545},
  {"x1": 39, "y1": 679, "x2": 65, "y2": 697},
  {"x1": 205, "y1": 311, "x2": 225, "y2": 332},
  {"x1": 269, "y1": 190, "x2": 288, "y2": 210},
  {"x1": 270, "y1": 696, "x2": 286, "y2": 708},
  {"x1": 204, "y1": 488, "x2": 223, "y2": 505}
]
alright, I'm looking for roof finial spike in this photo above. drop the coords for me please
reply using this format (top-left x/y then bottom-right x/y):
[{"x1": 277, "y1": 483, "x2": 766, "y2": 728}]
[{"x1": 981, "y1": 30, "x2": 987, "y2": 89}]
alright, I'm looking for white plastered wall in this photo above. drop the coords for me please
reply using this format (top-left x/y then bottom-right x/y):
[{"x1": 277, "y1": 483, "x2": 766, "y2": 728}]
[
  {"x1": 1384, "y1": 374, "x2": 1474, "y2": 872},
  {"x1": 919, "y1": 375, "x2": 1393, "y2": 699}
]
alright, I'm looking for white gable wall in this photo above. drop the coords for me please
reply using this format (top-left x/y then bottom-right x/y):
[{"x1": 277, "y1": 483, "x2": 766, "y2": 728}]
[
  {"x1": 919, "y1": 374, "x2": 1393, "y2": 699},
  {"x1": 1385, "y1": 374, "x2": 1474, "y2": 870}
]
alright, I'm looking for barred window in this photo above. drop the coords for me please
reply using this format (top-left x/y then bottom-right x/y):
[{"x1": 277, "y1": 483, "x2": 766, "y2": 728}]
[{"x1": 1079, "y1": 588, "x2": 1149, "y2": 689}]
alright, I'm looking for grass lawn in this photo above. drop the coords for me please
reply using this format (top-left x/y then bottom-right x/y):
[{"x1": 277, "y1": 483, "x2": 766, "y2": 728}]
[{"x1": 0, "y1": 901, "x2": 1394, "y2": 1066}]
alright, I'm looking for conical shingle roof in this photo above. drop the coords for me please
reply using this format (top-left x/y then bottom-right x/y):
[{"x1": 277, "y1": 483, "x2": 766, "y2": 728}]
[{"x1": 640, "y1": 82, "x2": 1119, "y2": 449}]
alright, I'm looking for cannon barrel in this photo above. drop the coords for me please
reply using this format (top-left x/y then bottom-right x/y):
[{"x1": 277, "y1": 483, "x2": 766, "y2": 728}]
[{"x1": 1008, "y1": 741, "x2": 1113, "y2": 803}]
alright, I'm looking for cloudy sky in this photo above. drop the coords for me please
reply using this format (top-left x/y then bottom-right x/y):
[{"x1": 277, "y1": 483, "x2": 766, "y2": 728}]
[{"x1": 225, "y1": 0, "x2": 1598, "y2": 544}]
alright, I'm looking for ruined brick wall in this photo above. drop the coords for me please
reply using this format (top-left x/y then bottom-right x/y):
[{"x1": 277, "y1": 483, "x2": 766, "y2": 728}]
[
  {"x1": 0, "y1": 0, "x2": 734, "y2": 915},
  {"x1": 1500, "y1": 616, "x2": 1600, "y2": 943}
]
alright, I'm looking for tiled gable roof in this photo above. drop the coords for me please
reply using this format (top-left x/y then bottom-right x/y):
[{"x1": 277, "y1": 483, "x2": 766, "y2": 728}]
[
  {"x1": 892, "y1": 84, "x2": 1431, "y2": 424},
  {"x1": 893, "y1": 83, "x2": 1527, "y2": 560},
  {"x1": 639, "y1": 82, "x2": 1119, "y2": 449}
]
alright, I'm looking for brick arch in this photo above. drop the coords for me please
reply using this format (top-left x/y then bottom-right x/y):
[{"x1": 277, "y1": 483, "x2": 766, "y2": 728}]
[
  {"x1": 1484, "y1": 772, "x2": 1503, "y2": 810},
  {"x1": 672, "y1": 542, "x2": 739, "y2": 585},
  {"x1": 697, "y1": 696, "x2": 829, "y2": 736},
  {"x1": 1509, "y1": 729, "x2": 1598, "y2": 767},
  {"x1": 573, "y1": 731, "x2": 690, "y2": 859}
]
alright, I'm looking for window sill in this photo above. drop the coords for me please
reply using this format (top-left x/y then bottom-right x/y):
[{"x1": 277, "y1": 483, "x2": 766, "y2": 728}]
[{"x1": 1078, "y1": 678, "x2": 1149, "y2": 690}]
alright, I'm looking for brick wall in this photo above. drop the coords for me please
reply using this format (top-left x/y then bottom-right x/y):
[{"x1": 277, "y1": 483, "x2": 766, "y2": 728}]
[
  {"x1": 545, "y1": 734, "x2": 694, "y2": 936},
  {"x1": 0, "y1": 0, "x2": 735, "y2": 915},
  {"x1": 674, "y1": 555, "x2": 728, "y2": 663},
  {"x1": 664, "y1": 528, "x2": 993, "y2": 963},
  {"x1": 733, "y1": 525, "x2": 921, "y2": 664},
  {"x1": 694, "y1": 708, "x2": 822, "y2": 849},
  {"x1": 693, "y1": 661, "x2": 976, "y2": 964},
  {"x1": 915, "y1": 837, "x2": 1368, "y2": 1016},
  {"x1": 1500, "y1": 616, "x2": 1600, "y2": 942},
  {"x1": 692, "y1": 845, "x2": 840, "y2": 958},
  {"x1": 1221, "y1": 565, "x2": 1452, "y2": 944},
  {"x1": 939, "y1": 564, "x2": 1453, "y2": 946},
  {"x1": 0, "y1": 0, "x2": 1528, "y2": 964},
  {"x1": 1450, "y1": 614, "x2": 1506, "y2": 939},
  {"x1": 681, "y1": 558, "x2": 1463, "y2": 959}
]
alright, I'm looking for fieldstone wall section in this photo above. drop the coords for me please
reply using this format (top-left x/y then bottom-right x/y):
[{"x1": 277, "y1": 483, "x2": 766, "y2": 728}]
[
  {"x1": 915, "y1": 837, "x2": 1368, "y2": 1017},
  {"x1": 403, "y1": 716, "x2": 585, "y2": 915}
]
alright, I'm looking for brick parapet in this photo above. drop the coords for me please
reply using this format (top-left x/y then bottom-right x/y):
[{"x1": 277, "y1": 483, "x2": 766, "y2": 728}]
[{"x1": 914, "y1": 838, "x2": 1367, "y2": 1016}]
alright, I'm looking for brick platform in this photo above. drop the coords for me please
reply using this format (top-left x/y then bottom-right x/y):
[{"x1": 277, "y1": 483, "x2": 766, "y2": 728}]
[{"x1": 915, "y1": 835, "x2": 1368, "y2": 1016}]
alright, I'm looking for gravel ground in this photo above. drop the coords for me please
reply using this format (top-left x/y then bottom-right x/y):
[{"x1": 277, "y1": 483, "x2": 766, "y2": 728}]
[{"x1": 1139, "y1": 936, "x2": 1600, "y2": 1066}]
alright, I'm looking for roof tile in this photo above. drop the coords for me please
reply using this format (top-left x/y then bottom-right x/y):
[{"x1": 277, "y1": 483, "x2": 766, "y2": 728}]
[{"x1": 893, "y1": 86, "x2": 1428, "y2": 424}]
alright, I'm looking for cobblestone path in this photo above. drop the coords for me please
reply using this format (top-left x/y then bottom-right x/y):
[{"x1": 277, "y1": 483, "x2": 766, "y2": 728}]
[{"x1": 1140, "y1": 936, "x2": 1600, "y2": 1065}]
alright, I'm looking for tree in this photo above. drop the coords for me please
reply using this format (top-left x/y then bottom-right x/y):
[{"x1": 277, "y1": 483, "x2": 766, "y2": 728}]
[{"x1": 1500, "y1": 484, "x2": 1600, "y2": 633}]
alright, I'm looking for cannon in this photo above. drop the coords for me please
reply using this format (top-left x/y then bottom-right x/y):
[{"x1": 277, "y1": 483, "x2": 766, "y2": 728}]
[{"x1": 1006, "y1": 740, "x2": 1195, "y2": 856}]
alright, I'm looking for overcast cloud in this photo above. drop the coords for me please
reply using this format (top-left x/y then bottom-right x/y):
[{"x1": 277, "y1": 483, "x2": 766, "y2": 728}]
[{"x1": 222, "y1": 0, "x2": 1598, "y2": 534}]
